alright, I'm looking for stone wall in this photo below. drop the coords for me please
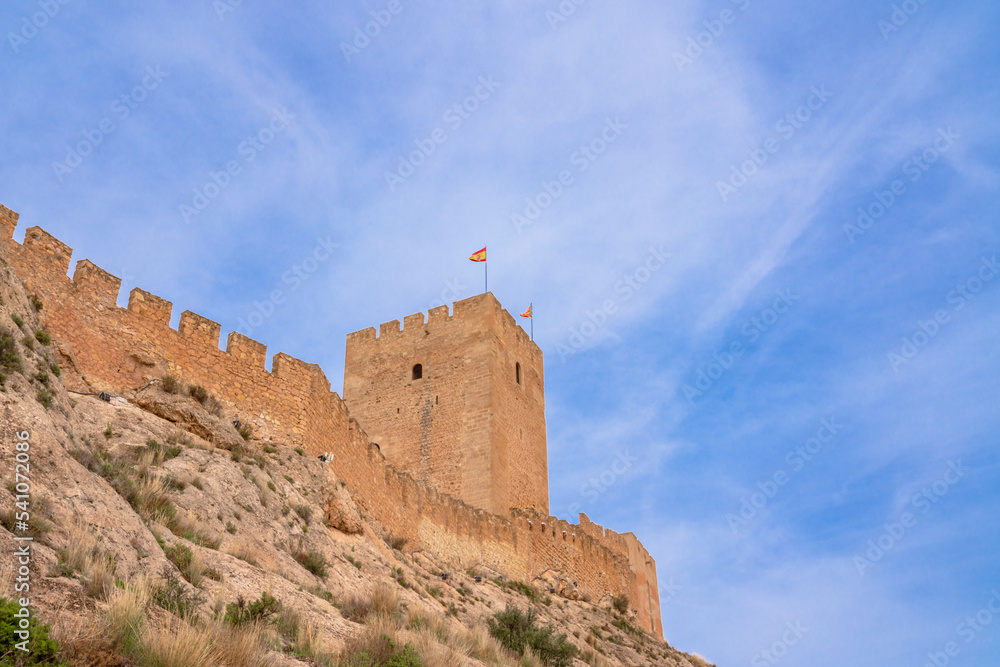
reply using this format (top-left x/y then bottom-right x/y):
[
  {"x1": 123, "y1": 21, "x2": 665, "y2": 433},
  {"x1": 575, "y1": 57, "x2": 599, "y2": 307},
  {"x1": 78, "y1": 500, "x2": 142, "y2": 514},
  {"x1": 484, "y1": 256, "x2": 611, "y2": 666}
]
[
  {"x1": 343, "y1": 293, "x2": 548, "y2": 516},
  {"x1": 0, "y1": 203, "x2": 662, "y2": 638}
]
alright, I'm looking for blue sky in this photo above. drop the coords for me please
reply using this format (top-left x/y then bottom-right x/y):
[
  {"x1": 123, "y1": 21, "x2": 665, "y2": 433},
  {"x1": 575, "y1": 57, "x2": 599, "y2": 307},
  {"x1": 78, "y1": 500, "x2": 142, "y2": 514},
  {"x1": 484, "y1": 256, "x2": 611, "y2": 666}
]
[{"x1": 2, "y1": 1, "x2": 998, "y2": 665}]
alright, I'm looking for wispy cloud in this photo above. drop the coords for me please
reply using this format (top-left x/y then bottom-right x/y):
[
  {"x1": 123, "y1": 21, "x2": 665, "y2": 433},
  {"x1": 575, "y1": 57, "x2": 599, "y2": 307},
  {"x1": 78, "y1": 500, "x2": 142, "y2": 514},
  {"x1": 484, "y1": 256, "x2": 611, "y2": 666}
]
[{"x1": 1, "y1": 1, "x2": 998, "y2": 664}]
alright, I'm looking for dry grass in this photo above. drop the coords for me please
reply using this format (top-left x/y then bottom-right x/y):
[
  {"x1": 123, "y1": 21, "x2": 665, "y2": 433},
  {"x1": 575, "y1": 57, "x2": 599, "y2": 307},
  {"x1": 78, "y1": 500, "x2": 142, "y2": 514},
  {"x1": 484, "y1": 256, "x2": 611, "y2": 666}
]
[
  {"x1": 207, "y1": 620, "x2": 273, "y2": 667},
  {"x1": 405, "y1": 608, "x2": 526, "y2": 667},
  {"x1": 289, "y1": 615, "x2": 333, "y2": 663},
  {"x1": 136, "y1": 475, "x2": 176, "y2": 523},
  {"x1": 50, "y1": 614, "x2": 120, "y2": 667},
  {"x1": 58, "y1": 523, "x2": 100, "y2": 573},
  {"x1": 104, "y1": 577, "x2": 149, "y2": 654},
  {"x1": 57, "y1": 523, "x2": 114, "y2": 597},
  {"x1": 225, "y1": 539, "x2": 263, "y2": 567},
  {"x1": 186, "y1": 549, "x2": 205, "y2": 587},
  {"x1": 86, "y1": 552, "x2": 115, "y2": 598},
  {"x1": 369, "y1": 581, "x2": 399, "y2": 620},
  {"x1": 413, "y1": 630, "x2": 469, "y2": 667},
  {"x1": 140, "y1": 619, "x2": 217, "y2": 667}
]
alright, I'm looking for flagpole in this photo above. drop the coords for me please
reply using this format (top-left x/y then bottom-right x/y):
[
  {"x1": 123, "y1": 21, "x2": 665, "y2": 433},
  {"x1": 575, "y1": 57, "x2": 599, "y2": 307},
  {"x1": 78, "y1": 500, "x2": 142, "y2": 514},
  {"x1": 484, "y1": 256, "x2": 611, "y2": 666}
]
[
  {"x1": 530, "y1": 303, "x2": 533, "y2": 340},
  {"x1": 485, "y1": 258, "x2": 488, "y2": 294}
]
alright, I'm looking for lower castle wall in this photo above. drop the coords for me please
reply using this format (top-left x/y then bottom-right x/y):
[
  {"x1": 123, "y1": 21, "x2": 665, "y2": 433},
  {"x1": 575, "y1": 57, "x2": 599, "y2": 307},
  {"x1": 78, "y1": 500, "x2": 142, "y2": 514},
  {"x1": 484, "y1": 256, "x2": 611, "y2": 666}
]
[{"x1": 0, "y1": 205, "x2": 662, "y2": 638}]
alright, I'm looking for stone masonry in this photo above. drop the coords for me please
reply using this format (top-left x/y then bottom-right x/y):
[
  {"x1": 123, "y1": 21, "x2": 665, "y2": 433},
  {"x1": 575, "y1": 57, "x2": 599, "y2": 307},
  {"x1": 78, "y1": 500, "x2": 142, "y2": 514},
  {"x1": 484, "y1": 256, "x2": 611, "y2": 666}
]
[{"x1": 0, "y1": 202, "x2": 663, "y2": 638}]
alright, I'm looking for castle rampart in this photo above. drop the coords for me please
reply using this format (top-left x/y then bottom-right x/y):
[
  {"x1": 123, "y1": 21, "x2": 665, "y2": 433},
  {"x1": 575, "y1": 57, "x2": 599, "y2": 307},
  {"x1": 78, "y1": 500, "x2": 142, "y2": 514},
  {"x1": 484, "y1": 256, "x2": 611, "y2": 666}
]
[
  {"x1": 344, "y1": 291, "x2": 548, "y2": 516},
  {"x1": 0, "y1": 202, "x2": 662, "y2": 638}
]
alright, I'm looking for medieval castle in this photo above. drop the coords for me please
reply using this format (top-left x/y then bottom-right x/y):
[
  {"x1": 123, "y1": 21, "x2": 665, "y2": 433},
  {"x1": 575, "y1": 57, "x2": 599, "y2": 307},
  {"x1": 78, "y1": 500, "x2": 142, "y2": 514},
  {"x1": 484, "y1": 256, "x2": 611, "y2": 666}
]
[{"x1": 0, "y1": 202, "x2": 663, "y2": 638}]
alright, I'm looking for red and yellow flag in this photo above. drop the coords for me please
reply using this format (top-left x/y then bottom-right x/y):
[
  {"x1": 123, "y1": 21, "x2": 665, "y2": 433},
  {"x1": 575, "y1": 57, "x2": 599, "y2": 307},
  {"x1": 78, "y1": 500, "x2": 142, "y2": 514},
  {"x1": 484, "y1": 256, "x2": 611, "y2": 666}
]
[
  {"x1": 469, "y1": 247, "x2": 487, "y2": 263},
  {"x1": 520, "y1": 305, "x2": 532, "y2": 318}
]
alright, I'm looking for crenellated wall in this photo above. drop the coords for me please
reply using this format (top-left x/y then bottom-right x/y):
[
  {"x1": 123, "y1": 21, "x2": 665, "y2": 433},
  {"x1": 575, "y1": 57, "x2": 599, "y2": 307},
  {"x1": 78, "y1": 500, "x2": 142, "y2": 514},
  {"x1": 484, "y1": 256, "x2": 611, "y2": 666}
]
[
  {"x1": 344, "y1": 292, "x2": 548, "y2": 516},
  {"x1": 0, "y1": 203, "x2": 662, "y2": 638}
]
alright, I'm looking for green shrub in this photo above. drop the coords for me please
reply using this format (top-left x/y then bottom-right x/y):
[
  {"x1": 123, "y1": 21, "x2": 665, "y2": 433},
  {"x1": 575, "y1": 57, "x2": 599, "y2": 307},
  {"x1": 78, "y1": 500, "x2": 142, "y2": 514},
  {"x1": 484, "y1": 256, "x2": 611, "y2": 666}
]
[
  {"x1": 1, "y1": 598, "x2": 61, "y2": 656},
  {"x1": 10, "y1": 314, "x2": 23, "y2": 327},
  {"x1": 0, "y1": 597, "x2": 62, "y2": 665},
  {"x1": 611, "y1": 593, "x2": 629, "y2": 615},
  {"x1": 163, "y1": 543, "x2": 193, "y2": 573},
  {"x1": 340, "y1": 634, "x2": 423, "y2": 667},
  {"x1": 238, "y1": 422, "x2": 253, "y2": 441},
  {"x1": 34, "y1": 330, "x2": 50, "y2": 345},
  {"x1": 294, "y1": 447, "x2": 304, "y2": 456},
  {"x1": 27, "y1": 294, "x2": 43, "y2": 311},
  {"x1": 509, "y1": 580, "x2": 537, "y2": 601},
  {"x1": 487, "y1": 605, "x2": 578, "y2": 667},
  {"x1": 295, "y1": 551, "x2": 328, "y2": 578},
  {"x1": 293, "y1": 504, "x2": 312, "y2": 524},
  {"x1": 146, "y1": 439, "x2": 182, "y2": 460},
  {"x1": 35, "y1": 388, "x2": 53, "y2": 409},
  {"x1": 0, "y1": 330, "x2": 22, "y2": 375},
  {"x1": 224, "y1": 592, "x2": 281, "y2": 627},
  {"x1": 151, "y1": 568, "x2": 204, "y2": 619}
]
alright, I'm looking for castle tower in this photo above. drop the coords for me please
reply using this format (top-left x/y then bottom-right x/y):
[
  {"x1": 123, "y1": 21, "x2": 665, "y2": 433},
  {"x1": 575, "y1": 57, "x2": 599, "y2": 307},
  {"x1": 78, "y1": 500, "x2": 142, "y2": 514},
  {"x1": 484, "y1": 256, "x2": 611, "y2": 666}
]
[{"x1": 344, "y1": 293, "x2": 548, "y2": 515}]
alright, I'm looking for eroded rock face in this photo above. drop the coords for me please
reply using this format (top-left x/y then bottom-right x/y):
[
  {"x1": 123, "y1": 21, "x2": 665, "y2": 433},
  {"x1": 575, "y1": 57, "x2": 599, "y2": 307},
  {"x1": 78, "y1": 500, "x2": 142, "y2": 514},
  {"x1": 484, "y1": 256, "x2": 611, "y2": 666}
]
[
  {"x1": 133, "y1": 387, "x2": 244, "y2": 450},
  {"x1": 325, "y1": 482, "x2": 364, "y2": 535}
]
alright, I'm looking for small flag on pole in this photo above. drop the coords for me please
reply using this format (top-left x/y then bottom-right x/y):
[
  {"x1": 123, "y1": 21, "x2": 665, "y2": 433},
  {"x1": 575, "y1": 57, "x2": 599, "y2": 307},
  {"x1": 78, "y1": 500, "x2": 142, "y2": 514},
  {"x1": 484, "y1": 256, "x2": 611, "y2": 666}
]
[
  {"x1": 470, "y1": 246, "x2": 487, "y2": 293},
  {"x1": 520, "y1": 303, "x2": 533, "y2": 340}
]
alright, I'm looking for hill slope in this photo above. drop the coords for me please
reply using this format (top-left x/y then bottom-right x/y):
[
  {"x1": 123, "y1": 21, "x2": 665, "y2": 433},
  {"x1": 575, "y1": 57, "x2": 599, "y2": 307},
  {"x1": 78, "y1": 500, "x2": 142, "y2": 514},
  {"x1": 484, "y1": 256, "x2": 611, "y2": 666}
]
[{"x1": 0, "y1": 260, "x2": 713, "y2": 667}]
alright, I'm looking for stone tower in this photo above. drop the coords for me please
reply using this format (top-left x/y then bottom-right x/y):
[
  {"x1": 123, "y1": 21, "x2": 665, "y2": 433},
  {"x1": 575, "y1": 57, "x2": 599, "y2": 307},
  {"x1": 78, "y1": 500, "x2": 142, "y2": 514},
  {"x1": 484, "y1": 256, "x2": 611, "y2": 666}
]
[{"x1": 343, "y1": 293, "x2": 548, "y2": 515}]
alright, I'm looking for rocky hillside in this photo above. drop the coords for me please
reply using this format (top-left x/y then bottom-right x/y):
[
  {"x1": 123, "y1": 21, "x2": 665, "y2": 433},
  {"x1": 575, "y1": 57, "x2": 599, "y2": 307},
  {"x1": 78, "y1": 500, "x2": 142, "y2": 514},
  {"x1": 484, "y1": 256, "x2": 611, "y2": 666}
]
[{"x1": 0, "y1": 259, "x2": 713, "y2": 667}]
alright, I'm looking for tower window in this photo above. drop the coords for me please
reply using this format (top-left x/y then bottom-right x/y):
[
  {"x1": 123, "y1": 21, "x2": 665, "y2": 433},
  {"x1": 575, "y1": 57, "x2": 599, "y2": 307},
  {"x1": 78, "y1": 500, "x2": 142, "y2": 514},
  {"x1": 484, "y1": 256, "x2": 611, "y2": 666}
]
[
  {"x1": 516, "y1": 362, "x2": 521, "y2": 385},
  {"x1": 412, "y1": 364, "x2": 423, "y2": 380}
]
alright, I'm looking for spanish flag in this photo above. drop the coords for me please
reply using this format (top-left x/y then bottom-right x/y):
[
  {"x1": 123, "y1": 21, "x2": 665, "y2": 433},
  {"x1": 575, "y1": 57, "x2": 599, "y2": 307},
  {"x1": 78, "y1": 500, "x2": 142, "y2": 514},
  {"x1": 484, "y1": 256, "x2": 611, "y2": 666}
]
[
  {"x1": 469, "y1": 247, "x2": 487, "y2": 263},
  {"x1": 520, "y1": 305, "x2": 532, "y2": 318}
]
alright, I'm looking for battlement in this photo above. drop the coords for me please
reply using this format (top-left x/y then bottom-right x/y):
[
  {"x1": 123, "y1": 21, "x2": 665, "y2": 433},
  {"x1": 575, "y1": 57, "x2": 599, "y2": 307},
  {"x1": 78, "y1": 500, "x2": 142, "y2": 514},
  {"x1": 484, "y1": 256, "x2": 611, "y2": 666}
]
[
  {"x1": 0, "y1": 204, "x2": 661, "y2": 638},
  {"x1": 347, "y1": 293, "x2": 540, "y2": 356}
]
